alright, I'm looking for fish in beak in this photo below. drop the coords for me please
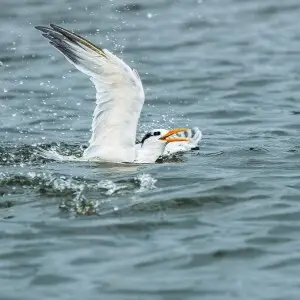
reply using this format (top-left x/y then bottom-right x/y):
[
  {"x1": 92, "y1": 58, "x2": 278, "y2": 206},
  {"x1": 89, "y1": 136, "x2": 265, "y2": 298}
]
[{"x1": 159, "y1": 128, "x2": 190, "y2": 143}]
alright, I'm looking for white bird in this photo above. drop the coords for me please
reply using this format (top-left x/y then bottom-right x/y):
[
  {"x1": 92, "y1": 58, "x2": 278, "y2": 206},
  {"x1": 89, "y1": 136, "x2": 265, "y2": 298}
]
[{"x1": 35, "y1": 24, "x2": 202, "y2": 163}]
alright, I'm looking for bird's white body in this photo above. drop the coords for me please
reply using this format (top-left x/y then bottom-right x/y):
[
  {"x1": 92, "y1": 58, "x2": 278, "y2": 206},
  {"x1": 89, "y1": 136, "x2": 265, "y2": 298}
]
[{"x1": 36, "y1": 24, "x2": 202, "y2": 163}]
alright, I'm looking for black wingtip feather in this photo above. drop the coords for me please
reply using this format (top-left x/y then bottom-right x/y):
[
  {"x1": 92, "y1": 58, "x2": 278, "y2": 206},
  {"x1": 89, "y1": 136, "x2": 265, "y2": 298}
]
[
  {"x1": 49, "y1": 41, "x2": 79, "y2": 64},
  {"x1": 35, "y1": 23, "x2": 107, "y2": 61},
  {"x1": 50, "y1": 24, "x2": 62, "y2": 31},
  {"x1": 35, "y1": 25, "x2": 51, "y2": 34},
  {"x1": 48, "y1": 24, "x2": 106, "y2": 58},
  {"x1": 35, "y1": 24, "x2": 80, "y2": 63},
  {"x1": 48, "y1": 24, "x2": 83, "y2": 46}
]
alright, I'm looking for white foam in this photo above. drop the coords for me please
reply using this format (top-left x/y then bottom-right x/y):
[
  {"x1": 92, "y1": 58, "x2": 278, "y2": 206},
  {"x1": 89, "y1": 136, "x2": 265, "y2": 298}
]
[
  {"x1": 36, "y1": 148, "x2": 82, "y2": 162},
  {"x1": 135, "y1": 173, "x2": 157, "y2": 192}
]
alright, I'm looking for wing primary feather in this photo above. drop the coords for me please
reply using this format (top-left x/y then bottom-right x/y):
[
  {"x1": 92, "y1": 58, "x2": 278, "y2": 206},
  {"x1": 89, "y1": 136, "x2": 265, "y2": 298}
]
[
  {"x1": 43, "y1": 35, "x2": 80, "y2": 63},
  {"x1": 48, "y1": 41, "x2": 79, "y2": 64},
  {"x1": 35, "y1": 26, "x2": 53, "y2": 34},
  {"x1": 36, "y1": 24, "x2": 106, "y2": 59},
  {"x1": 49, "y1": 24, "x2": 106, "y2": 57}
]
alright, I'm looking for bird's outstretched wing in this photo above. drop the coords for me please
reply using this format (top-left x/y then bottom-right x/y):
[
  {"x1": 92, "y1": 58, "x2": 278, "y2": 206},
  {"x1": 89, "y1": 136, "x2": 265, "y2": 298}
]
[{"x1": 36, "y1": 24, "x2": 145, "y2": 162}]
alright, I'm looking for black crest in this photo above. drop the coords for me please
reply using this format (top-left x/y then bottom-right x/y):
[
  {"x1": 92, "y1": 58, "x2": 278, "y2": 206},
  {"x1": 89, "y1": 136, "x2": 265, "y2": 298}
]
[{"x1": 140, "y1": 131, "x2": 161, "y2": 145}]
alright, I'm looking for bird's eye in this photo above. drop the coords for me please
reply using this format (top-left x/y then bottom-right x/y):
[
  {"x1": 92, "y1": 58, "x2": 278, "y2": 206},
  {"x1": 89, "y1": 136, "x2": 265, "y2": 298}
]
[{"x1": 153, "y1": 131, "x2": 161, "y2": 136}]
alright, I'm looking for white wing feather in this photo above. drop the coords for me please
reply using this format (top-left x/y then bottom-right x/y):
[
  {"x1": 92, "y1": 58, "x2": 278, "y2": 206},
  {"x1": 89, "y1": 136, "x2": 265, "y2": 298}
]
[
  {"x1": 36, "y1": 24, "x2": 145, "y2": 162},
  {"x1": 86, "y1": 50, "x2": 145, "y2": 162}
]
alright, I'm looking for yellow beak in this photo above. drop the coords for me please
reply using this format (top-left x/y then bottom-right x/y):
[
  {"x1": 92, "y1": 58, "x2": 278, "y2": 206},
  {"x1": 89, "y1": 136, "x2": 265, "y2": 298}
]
[{"x1": 159, "y1": 128, "x2": 190, "y2": 143}]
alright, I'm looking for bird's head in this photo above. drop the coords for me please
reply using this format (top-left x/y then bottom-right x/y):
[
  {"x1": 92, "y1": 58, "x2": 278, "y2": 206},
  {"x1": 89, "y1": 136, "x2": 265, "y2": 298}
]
[
  {"x1": 141, "y1": 128, "x2": 190, "y2": 147},
  {"x1": 136, "y1": 128, "x2": 190, "y2": 163}
]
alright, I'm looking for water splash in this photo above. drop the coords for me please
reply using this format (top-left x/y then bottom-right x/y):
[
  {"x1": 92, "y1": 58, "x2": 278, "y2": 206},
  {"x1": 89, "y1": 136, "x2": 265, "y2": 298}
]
[
  {"x1": 36, "y1": 147, "x2": 83, "y2": 162},
  {"x1": 0, "y1": 143, "x2": 85, "y2": 166},
  {"x1": 135, "y1": 173, "x2": 157, "y2": 192},
  {"x1": 0, "y1": 171, "x2": 158, "y2": 216}
]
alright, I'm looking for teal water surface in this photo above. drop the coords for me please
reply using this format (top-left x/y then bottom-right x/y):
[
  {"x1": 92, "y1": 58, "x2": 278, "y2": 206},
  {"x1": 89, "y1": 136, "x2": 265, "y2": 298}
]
[{"x1": 1, "y1": 0, "x2": 300, "y2": 299}]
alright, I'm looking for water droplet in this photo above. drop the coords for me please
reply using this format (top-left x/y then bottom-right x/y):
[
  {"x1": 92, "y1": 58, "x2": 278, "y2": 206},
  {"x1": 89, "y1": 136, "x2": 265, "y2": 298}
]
[{"x1": 28, "y1": 172, "x2": 36, "y2": 178}]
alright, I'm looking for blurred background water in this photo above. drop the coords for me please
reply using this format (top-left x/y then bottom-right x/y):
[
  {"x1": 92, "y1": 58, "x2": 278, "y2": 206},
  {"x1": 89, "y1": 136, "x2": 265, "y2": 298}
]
[{"x1": 1, "y1": 0, "x2": 300, "y2": 299}]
